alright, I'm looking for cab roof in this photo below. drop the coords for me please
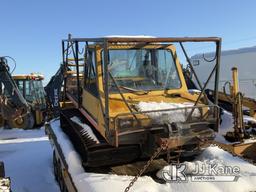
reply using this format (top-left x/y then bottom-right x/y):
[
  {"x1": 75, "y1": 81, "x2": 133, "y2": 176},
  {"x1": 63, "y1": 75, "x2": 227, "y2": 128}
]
[
  {"x1": 63, "y1": 36, "x2": 221, "y2": 43},
  {"x1": 13, "y1": 73, "x2": 44, "y2": 80}
]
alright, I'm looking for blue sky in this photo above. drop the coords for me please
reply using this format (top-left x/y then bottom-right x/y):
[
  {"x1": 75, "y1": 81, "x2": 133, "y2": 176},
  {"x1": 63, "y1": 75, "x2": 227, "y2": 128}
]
[{"x1": 1, "y1": 0, "x2": 256, "y2": 83}]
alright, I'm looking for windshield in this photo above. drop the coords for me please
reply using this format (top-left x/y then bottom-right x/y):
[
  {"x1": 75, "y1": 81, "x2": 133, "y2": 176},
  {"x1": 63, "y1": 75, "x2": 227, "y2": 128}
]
[{"x1": 108, "y1": 49, "x2": 181, "y2": 93}]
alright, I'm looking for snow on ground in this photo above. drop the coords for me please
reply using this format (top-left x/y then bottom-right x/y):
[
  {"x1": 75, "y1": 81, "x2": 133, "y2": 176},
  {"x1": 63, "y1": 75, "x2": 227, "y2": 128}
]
[
  {"x1": 0, "y1": 128, "x2": 46, "y2": 140},
  {"x1": 157, "y1": 146, "x2": 256, "y2": 192},
  {"x1": 51, "y1": 119, "x2": 256, "y2": 192},
  {"x1": 0, "y1": 109, "x2": 255, "y2": 192},
  {"x1": 219, "y1": 110, "x2": 256, "y2": 135},
  {"x1": 0, "y1": 127, "x2": 60, "y2": 192},
  {"x1": 215, "y1": 110, "x2": 256, "y2": 143}
]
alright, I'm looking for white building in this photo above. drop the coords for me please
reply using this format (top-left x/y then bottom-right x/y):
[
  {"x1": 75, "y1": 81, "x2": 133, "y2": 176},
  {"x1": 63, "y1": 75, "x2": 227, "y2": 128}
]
[{"x1": 191, "y1": 46, "x2": 256, "y2": 99}]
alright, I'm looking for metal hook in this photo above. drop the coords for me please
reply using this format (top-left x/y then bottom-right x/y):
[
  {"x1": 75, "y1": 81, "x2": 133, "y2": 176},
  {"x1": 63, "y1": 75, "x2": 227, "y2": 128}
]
[
  {"x1": 221, "y1": 81, "x2": 233, "y2": 102},
  {"x1": 79, "y1": 47, "x2": 84, "y2": 55},
  {"x1": 202, "y1": 52, "x2": 217, "y2": 62}
]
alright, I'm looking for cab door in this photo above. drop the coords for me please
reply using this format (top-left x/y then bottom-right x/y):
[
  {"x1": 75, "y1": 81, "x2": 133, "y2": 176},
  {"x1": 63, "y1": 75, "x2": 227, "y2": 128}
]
[{"x1": 82, "y1": 48, "x2": 100, "y2": 121}]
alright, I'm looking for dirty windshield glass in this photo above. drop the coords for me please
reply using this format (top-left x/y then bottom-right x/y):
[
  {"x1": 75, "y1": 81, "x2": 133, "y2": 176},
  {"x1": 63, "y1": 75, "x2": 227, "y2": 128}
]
[{"x1": 108, "y1": 49, "x2": 181, "y2": 92}]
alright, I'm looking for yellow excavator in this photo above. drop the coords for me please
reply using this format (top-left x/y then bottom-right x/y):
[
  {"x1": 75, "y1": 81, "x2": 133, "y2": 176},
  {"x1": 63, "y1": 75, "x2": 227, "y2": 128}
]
[
  {"x1": 203, "y1": 67, "x2": 256, "y2": 161},
  {"x1": 0, "y1": 57, "x2": 47, "y2": 128}
]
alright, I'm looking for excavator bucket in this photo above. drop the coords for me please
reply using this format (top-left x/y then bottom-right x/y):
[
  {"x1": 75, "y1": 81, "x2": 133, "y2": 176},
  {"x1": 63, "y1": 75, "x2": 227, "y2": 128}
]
[
  {"x1": 233, "y1": 142, "x2": 256, "y2": 161},
  {"x1": 214, "y1": 141, "x2": 256, "y2": 163}
]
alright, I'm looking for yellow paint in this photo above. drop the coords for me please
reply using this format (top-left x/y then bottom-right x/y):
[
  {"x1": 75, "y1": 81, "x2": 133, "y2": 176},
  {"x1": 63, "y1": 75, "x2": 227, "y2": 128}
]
[
  {"x1": 13, "y1": 73, "x2": 44, "y2": 80},
  {"x1": 35, "y1": 110, "x2": 44, "y2": 125},
  {"x1": 232, "y1": 67, "x2": 239, "y2": 96},
  {"x1": 67, "y1": 43, "x2": 206, "y2": 142}
]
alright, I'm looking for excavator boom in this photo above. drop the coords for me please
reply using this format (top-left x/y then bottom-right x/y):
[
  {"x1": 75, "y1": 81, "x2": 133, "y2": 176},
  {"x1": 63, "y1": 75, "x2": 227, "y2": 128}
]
[
  {"x1": 0, "y1": 57, "x2": 28, "y2": 109},
  {"x1": 44, "y1": 64, "x2": 65, "y2": 117},
  {"x1": 0, "y1": 57, "x2": 29, "y2": 122}
]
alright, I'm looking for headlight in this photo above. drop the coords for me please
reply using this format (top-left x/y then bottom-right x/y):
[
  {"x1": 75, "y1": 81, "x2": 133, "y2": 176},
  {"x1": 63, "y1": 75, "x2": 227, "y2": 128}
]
[{"x1": 118, "y1": 118, "x2": 134, "y2": 129}]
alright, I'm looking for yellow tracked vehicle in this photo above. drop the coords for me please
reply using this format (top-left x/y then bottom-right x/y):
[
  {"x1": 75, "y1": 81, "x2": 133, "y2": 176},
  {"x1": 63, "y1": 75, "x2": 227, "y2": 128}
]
[
  {"x1": 46, "y1": 35, "x2": 224, "y2": 192},
  {"x1": 50, "y1": 36, "x2": 222, "y2": 168}
]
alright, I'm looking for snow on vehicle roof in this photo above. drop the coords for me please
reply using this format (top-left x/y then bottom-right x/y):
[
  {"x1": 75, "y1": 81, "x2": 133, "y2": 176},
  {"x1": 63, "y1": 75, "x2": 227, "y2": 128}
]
[
  {"x1": 103, "y1": 35, "x2": 156, "y2": 38},
  {"x1": 13, "y1": 73, "x2": 44, "y2": 77}
]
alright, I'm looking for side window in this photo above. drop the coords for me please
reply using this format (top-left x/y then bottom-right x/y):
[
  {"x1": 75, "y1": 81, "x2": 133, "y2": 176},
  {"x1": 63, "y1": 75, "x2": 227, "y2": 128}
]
[
  {"x1": 16, "y1": 80, "x2": 24, "y2": 96},
  {"x1": 25, "y1": 81, "x2": 30, "y2": 96},
  {"x1": 25, "y1": 80, "x2": 33, "y2": 102},
  {"x1": 156, "y1": 49, "x2": 181, "y2": 89},
  {"x1": 84, "y1": 49, "x2": 98, "y2": 96}
]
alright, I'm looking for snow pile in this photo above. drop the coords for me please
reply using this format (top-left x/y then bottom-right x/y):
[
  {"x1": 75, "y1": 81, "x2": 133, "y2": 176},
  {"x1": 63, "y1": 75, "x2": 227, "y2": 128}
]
[
  {"x1": 244, "y1": 115, "x2": 256, "y2": 124},
  {"x1": 156, "y1": 146, "x2": 256, "y2": 192},
  {"x1": 51, "y1": 120, "x2": 159, "y2": 192},
  {"x1": 0, "y1": 178, "x2": 10, "y2": 191},
  {"x1": 216, "y1": 110, "x2": 256, "y2": 143},
  {"x1": 136, "y1": 101, "x2": 201, "y2": 123},
  {"x1": 51, "y1": 120, "x2": 256, "y2": 192},
  {"x1": 218, "y1": 110, "x2": 256, "y2": 135},
  {"x1": 219, "y1": 110, "x2": 234, "y2": 135},
  {"x1": 156, "y1": 158, "x2": 229, "y2": 179},
  {"x1": 212, "y1": 110, "x2": 234, "y2": 144},
  {"x1": 51, "y1": 120, "x2": 85, "y2": 176},
  {"x1": 70, "y1": 116, "x2": 99, "y2": 144}
]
